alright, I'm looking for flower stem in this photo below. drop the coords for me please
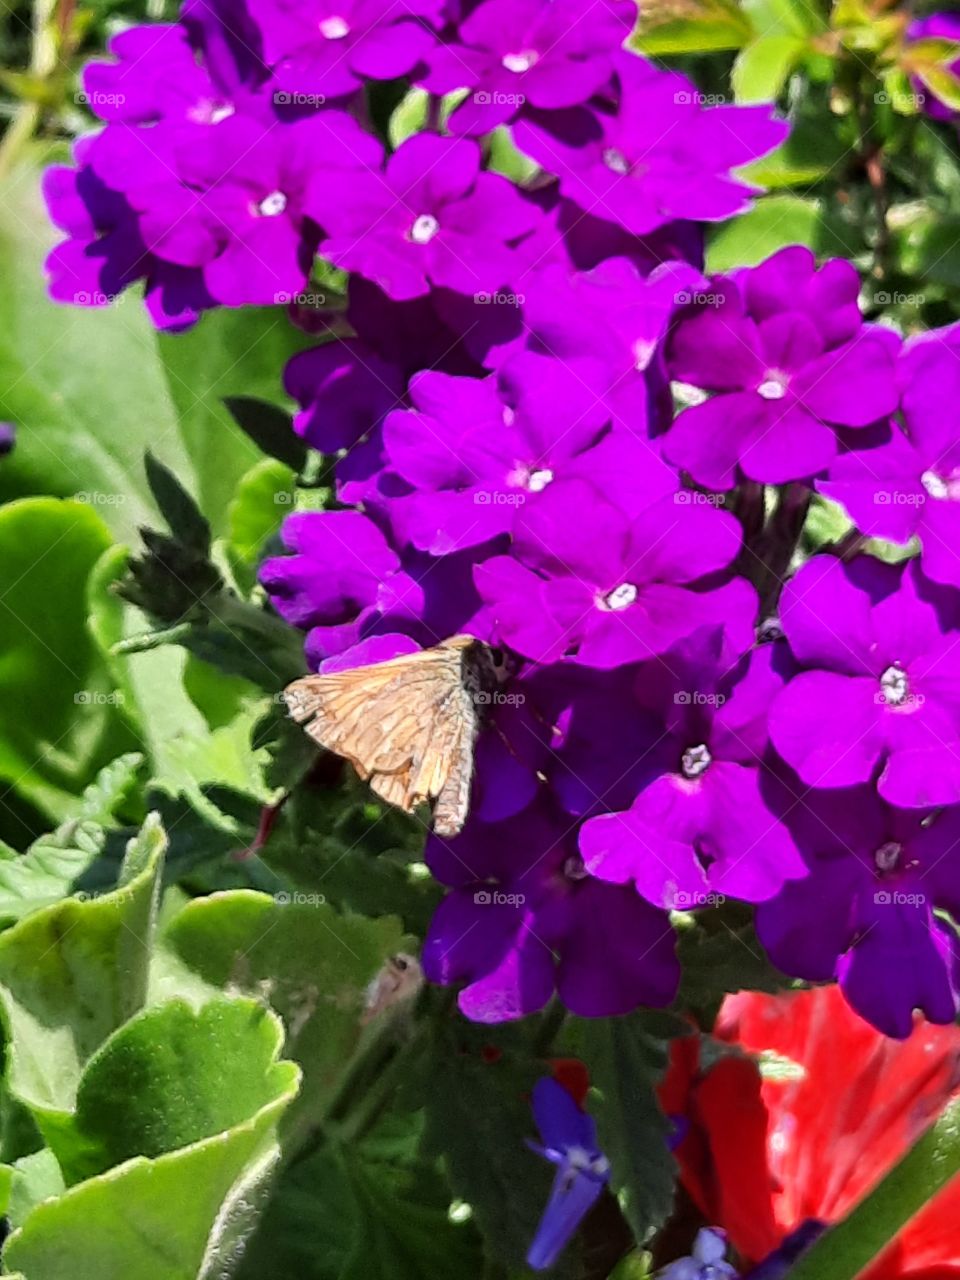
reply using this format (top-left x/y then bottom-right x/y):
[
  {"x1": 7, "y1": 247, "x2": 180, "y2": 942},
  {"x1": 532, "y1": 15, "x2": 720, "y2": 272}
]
[{"x1": 782, "y1": 1097, "x2": 960, "y2": 1280}]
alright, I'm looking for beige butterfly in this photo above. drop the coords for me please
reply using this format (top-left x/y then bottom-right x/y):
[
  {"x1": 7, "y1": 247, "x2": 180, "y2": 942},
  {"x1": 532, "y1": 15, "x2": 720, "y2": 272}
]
[{"x1": 283, "y1": 635, "x2": 502, "y2": 836}]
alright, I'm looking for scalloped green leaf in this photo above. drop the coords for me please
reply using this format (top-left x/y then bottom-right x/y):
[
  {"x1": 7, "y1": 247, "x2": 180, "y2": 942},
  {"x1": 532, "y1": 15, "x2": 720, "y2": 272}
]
[
  {"x1": 1, "y1": 999, "x2": 300, "y2": 1280},
  {"x1": 0, "y1": 814, "x2": 165, "y2": 1143},
  {"x1": 160, "y1": 890, "x2": 405, "y2": 1141}
]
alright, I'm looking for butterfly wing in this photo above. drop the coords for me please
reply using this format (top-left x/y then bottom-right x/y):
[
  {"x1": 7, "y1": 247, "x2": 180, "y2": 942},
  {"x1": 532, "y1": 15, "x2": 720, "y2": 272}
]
[{"x1": 284, "y1": 638, "x2": 483, "y2": 833}]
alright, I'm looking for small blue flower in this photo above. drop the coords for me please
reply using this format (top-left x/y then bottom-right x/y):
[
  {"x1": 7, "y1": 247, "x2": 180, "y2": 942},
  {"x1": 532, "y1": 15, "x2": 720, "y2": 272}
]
[
  {"x1": 526, "y1": 1077, "x2": 610, "y2": 1271},
  {"x1": 659, "y1": 1228, "x2": 739, "y2": 1280}
]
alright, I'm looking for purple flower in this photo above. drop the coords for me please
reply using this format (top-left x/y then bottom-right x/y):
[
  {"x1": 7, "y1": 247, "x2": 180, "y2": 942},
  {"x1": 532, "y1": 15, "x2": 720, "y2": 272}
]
[
  {"x1": 421, "y1": 800, "x2": 680, "y2": 1020},
  {"x1": 260, "y1": 511, "x2": 491, "y2": 665},
  {"x1": 81, "y1": 25, "x2": 225, "y2": 124},
  {"x1": 0, "y1": 423, "x2": 15, "y2": 457},
  {"x1": 151, "y1": 111, "x2": 381, "y2": 307},
  {"x1": 306, "y1": 133, "x2": 544, "y2": 301},
  {"x1": 422, "y1": 0, "x2": 634, "y2": 136},
  {"x1": 284, "y1": 339, "x2": 405, "y2": 454},
  {"x1": 249, "y1": 0, "x2": 443, "y2": 99},
  {"x1": 514, "y1": 53, "x2": 787, "y2": 237},
  {"x1": 526, "y1": 1077, "x2": 610, "y2": 1271},
  {"x1": 756, "y1": 785, "x2": 960, "y2": 1038},
  {"x1": 519, "y1": 257, "x2": 705, "y2": 433},
  {"x1": 383, "y1": 351, "x2": 680, "y2": 554},
  {"x1": 42, "y1": 153, "x2": 214, "y2": 329},
  {"x1": 768, "y1": 554, "x2": 960, "y2": 808},
  {"x1": 579, "y1": 638, "x2": 805, "y2": 908},
  {"x1": 474, "y1": 478, "x2": 748, "y2": 667},
  {"x1": 819, "y1": 327, "x2": 960, "y2": 588},
  {"x1": 661, "y1": 1229, "x2": 739, "y2": 1280},
  {"x1": 663, "y1": 247, "x2": 901, "y2": 489}
]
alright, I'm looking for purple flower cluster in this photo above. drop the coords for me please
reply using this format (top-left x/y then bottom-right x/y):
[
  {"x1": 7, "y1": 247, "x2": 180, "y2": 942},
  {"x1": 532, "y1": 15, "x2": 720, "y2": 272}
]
[
  {"x1": 42, "y1": 0, "x2": 784, "y2": 327},
  {"x1": 48, "y1": 1, "x2": 960, "y2": 1042},
  {"x1": 261, "y1": 236, "x2": 960, "y2": 1042}
]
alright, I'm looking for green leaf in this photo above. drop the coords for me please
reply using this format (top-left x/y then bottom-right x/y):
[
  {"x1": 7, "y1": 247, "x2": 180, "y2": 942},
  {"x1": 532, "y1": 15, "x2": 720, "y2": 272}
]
[
  {"x1": 67, "y1": 997, "x2": 300, "y2": 1181},
  {"x1": 741, "y1": 0, "x2": 824, "y2": 36},
  {"x1": 0, "y1": 158, "x2": 309, "y2": 543},
  {"x1": 0, "y1": 498, "x2": 136, "y2": 822},
  {"x1": 2, "y1": 1151, "x2": 65, "y2": 1231},
  {"x1": 2, "y1": 1000, "x2": 300, "y2": 1280},
  {"x1": 226, "y1": 458, "x2": 297, "y2": 596},
  {"x1": 160, "y1": 890, "x2": 405, "y2": 1142},
  {"x1": 0, "y1": 819, "x2": 105, "y2": 928},
  {"x1": 143, "y1": 453, "x2": 211, "y2": 557},
  {"x1": 783, "y1": 1098, "x2": 960, "y2": 1280},
  {"x1": 420, "y1": 1021, "x2": 550, "y2": 1270},
  {"x1": 222, "y1": 397, "x2": 306, "y2": 474},
  {"x1": 732, "y1": 35, "x2": 806, "y2": 102},
  {"x1": 68, "y1": 753, "x2": 144, "y2": 825},
  {"x1": 633, "y1": 0, "x2": 753, "y2": 54},
  {"x1": 572, "y1": 1013, "x2": 680, "y2": 1244},
  {"x1": 155, "y1": 308, "x2": 311, "y2": 531},
  {"x1": 706, "y1": 195, "x2": 861, "y2": 271},
  {"x1": 0, "y1": 159, "x2": 196, "y2": 542},
  {"x1": 0, "y1": 814, "x2": 165, "y2": 1141}
]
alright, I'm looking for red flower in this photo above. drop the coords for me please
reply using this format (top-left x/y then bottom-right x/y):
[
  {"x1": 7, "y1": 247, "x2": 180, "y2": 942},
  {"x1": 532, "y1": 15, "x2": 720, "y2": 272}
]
[{"x1": 660, "y1": 986, "x2": 960, "y2": 1276}]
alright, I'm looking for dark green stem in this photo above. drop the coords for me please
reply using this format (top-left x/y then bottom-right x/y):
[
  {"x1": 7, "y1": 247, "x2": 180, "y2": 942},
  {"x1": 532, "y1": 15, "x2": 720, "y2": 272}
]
[{"x1": 783, "y1": 1098, "x2": 960, "y2": 1280}]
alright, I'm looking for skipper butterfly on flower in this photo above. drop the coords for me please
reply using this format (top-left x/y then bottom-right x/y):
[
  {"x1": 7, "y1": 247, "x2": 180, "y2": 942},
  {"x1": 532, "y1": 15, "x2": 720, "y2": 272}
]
[{"x1": 283, "y1": 636, "x2": 503, "y2": 836}]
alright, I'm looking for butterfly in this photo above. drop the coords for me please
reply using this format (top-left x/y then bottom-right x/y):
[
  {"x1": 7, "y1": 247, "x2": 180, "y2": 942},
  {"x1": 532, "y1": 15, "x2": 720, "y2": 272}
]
[{"x1": 283, "y1": 636, "x2": 503, "y2": 836}]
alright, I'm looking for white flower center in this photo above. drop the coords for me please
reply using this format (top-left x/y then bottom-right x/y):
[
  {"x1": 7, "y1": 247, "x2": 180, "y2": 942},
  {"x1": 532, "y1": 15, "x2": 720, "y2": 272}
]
[
  {"x1": 258, "y1": 190, "x2": 288, "y2": 217},
  {"x1": 563, "y1": 854, "x2": 588, "y2": 881},
  {"x1": 879, "y1": 663, "x2": 909, "y2": 707},
  {"x1": 410, "y1": 213, "x2": 440, "y2": 244},
  {"x1": 875, "y1": 840, "x2": 902, "y2": 873},
  {"x1": 502, "y1": 49, "x2": 539, "y2": 72},
  {"x1": 208, "y1": 102, "x2": 235, "y2": 124},
  {"x1": 566, "y1": 1145, "x2": 610, "y2": 1177},
  {"x1": 681, "y1": 744, "x2": 712, "y2": 779},
  {"x1": 319, "y1": 15, "x2": 350, "y2": 38},
  {"x1": 757, "y1": 374, "x2": 787, "y2": 400},
  {"x1": 603, "y1": 147, "x2": 630, "y2": 175},
  {"x1": 602, "y1": 582, "x2": 637, "y2": 611},
  {"x1": 922, "y1": 469, "x2": 950, "y2": 500},
  {"x1": 527, "y1": 468, "x2": 554, "y2": 492}
]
